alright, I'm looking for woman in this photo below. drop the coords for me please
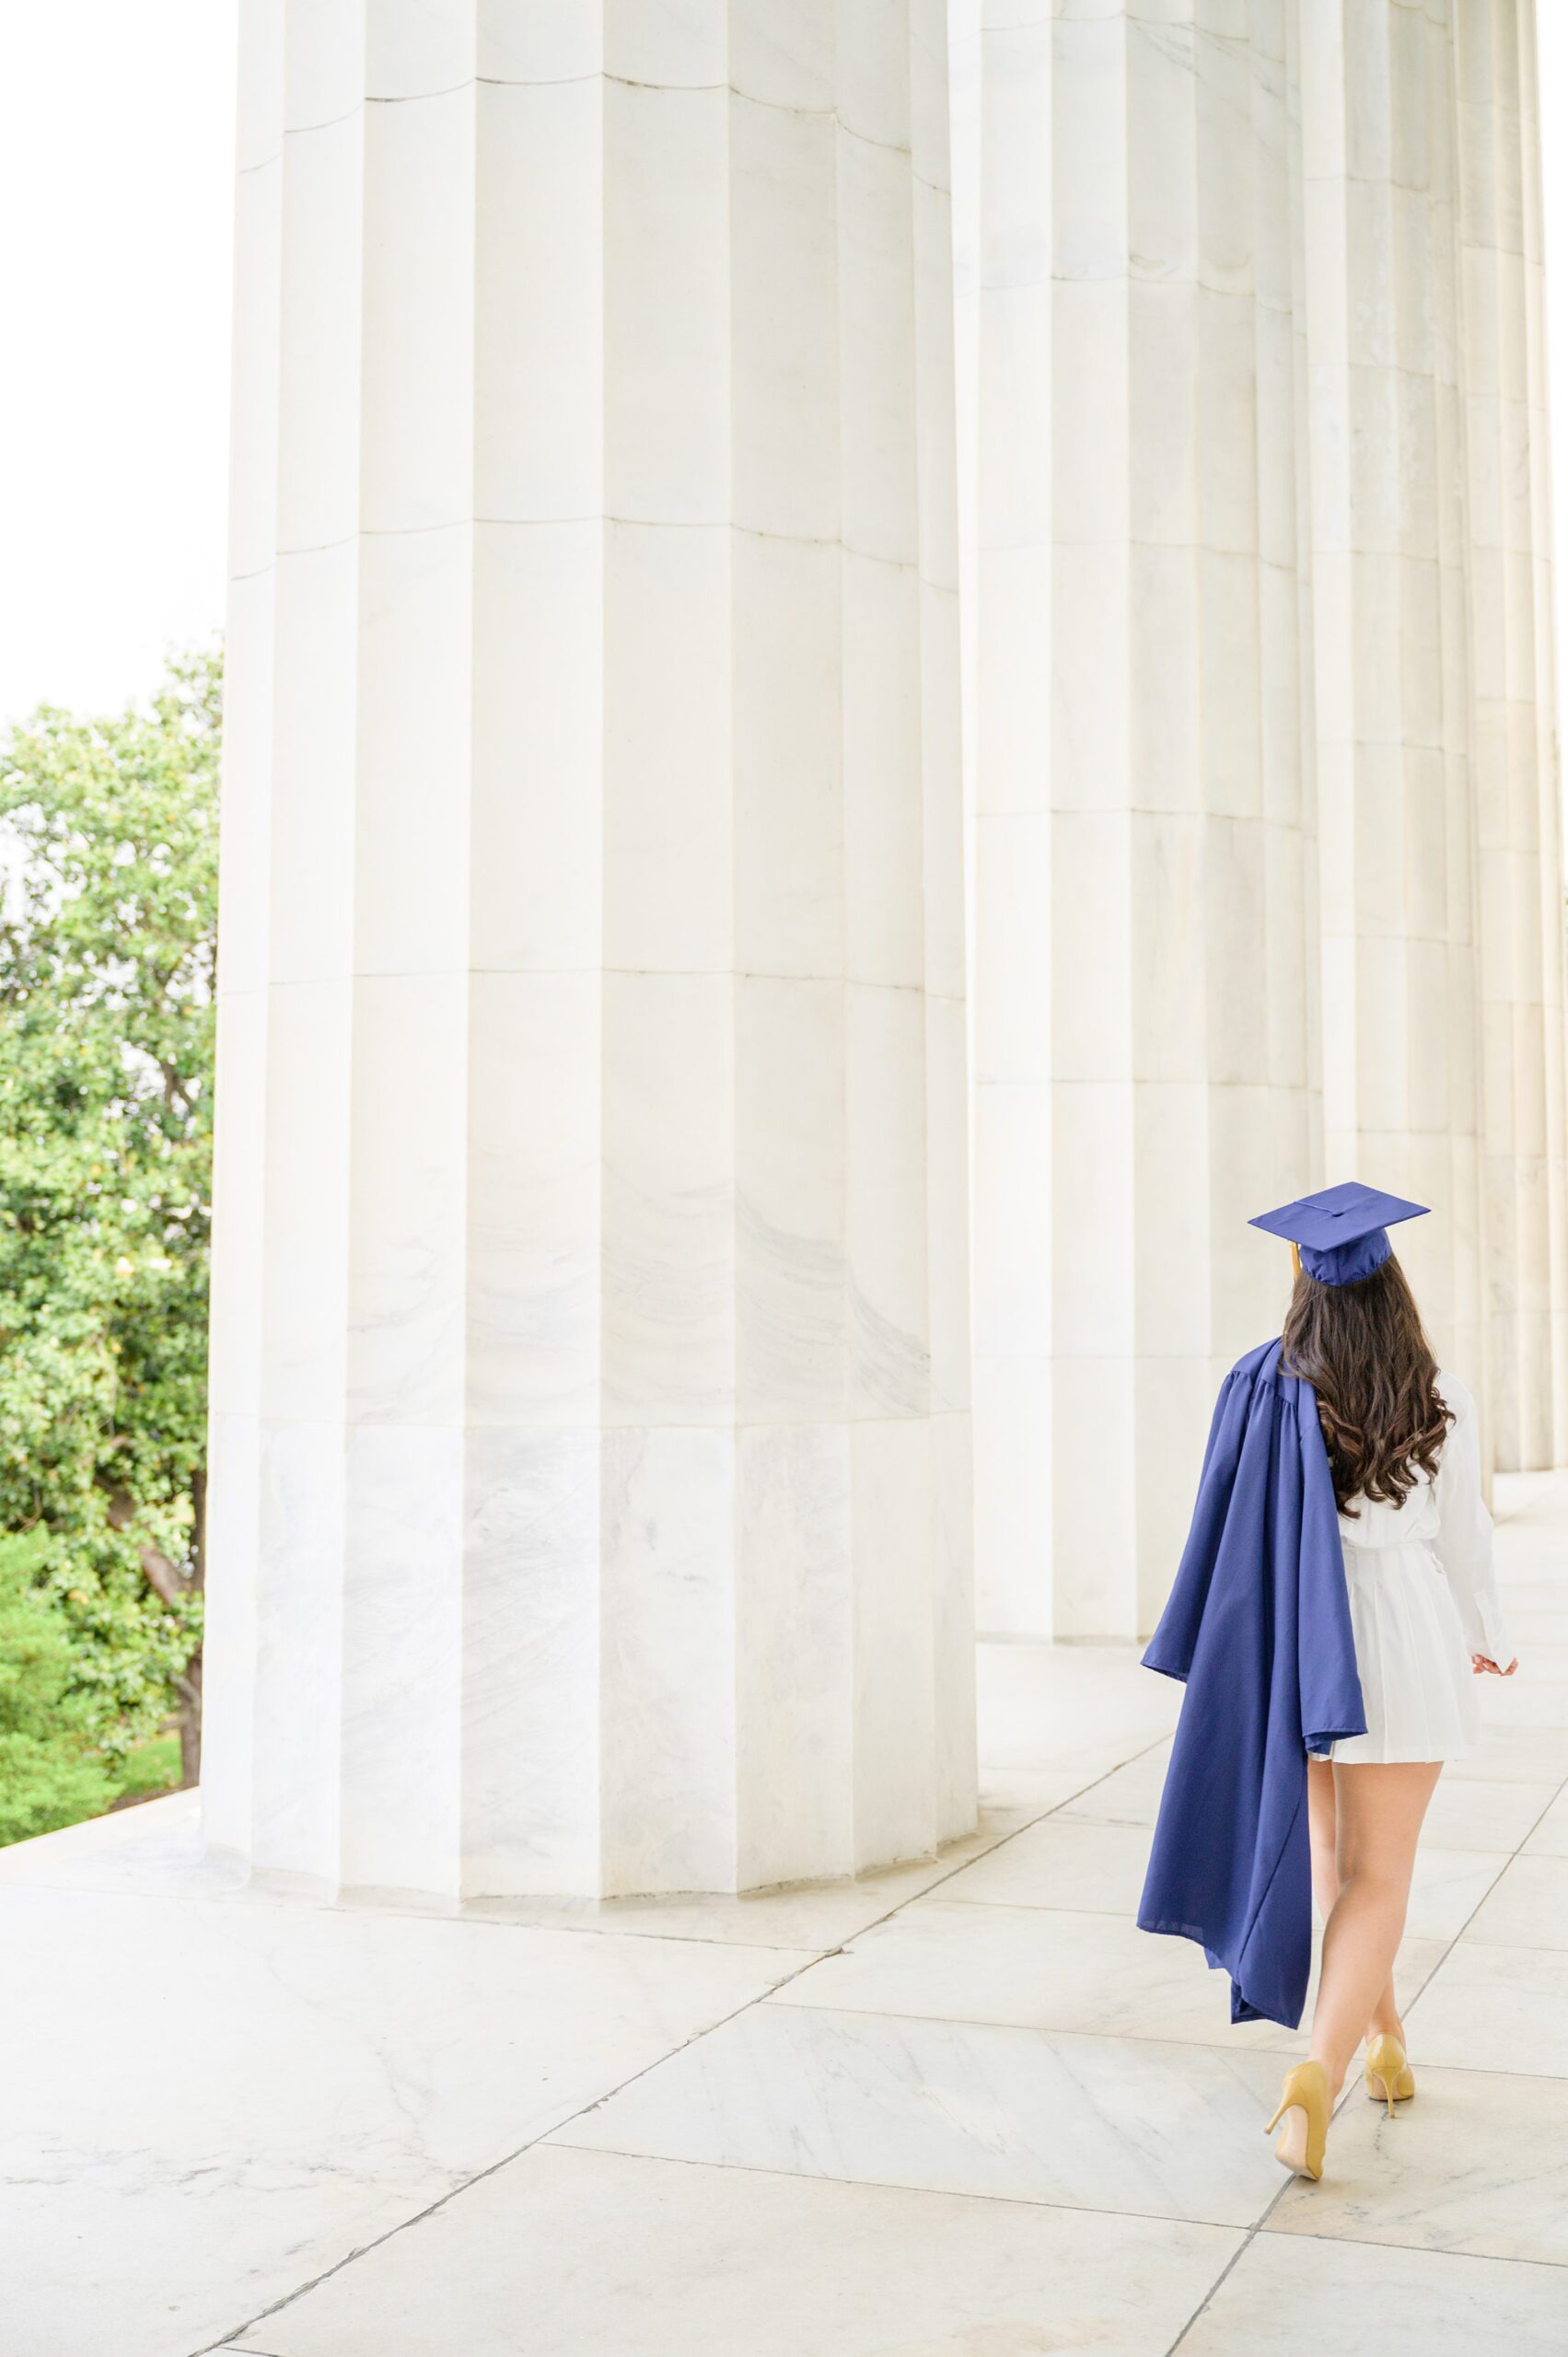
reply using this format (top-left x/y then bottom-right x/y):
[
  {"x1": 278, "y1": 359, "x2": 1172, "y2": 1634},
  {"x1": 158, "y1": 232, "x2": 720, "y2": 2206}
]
[{"x1": 1137, "y1": 1182, "x2": 1516, "y2": 2185}]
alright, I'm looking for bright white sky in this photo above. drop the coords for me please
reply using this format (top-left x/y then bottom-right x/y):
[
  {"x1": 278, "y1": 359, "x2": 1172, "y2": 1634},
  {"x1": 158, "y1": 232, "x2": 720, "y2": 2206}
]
[
  {"x1": 1, "y1": 5, "x2": 1568, "y2": 785},
  {"x1": 0, "y1": 1, "x2": 237, "y2": 735}
]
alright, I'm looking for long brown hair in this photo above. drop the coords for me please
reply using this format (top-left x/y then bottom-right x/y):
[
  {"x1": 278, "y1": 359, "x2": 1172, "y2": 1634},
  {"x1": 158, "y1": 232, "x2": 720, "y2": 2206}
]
[{"x1": 1280, "y1": 1256, "x2": 1451, "y2": 1515}]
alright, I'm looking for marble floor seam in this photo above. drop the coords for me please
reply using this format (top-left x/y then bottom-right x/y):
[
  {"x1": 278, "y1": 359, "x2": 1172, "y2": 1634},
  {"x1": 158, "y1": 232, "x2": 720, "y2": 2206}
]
[
  {"x1": 540, "y1": 2129, "x2": 1286, "y2": 2237},
  {"x1": 1162, "y1": 2182, "x2": 1299, "y2": 2357},
  {"x1": 755, "y1": 1973, "x2": 1461, "y2": 2057},
  {"x1": 1255, "y1": 2219, "x2": 1568, "y2": 2270}
]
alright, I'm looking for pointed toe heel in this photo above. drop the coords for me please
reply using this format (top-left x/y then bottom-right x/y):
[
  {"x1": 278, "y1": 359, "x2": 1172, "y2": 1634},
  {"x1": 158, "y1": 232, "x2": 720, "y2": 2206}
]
[
  {"x1": 1365, "y1": 2034, "x2": 1414, "y2": 2118},
  {"x1": 1264, "y1": 2060, "x2": 1331, "y2": 2181}
]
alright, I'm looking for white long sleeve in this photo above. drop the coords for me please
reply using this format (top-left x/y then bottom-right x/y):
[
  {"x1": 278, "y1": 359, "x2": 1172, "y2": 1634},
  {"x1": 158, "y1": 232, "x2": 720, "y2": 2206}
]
[{"x1": 1434, "y1": 1372, "x2": 1514, "y2": 1665}]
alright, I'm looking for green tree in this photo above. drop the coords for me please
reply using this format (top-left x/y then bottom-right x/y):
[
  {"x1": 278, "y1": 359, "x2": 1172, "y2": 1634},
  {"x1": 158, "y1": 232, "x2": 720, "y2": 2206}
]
[
  {"x1": 0, "y1": 1531, "x2": 118, "y2": 1842},
  {"x1": 0, "y1": 649, "x2": 219, "y2": 1785}
]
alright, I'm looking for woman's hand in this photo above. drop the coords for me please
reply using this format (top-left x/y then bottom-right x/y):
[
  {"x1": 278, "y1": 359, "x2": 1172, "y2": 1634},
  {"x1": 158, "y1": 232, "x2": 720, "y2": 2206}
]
[{"x1": 1471, "y1": 1654, "x2": 1518, "y2": 1677}]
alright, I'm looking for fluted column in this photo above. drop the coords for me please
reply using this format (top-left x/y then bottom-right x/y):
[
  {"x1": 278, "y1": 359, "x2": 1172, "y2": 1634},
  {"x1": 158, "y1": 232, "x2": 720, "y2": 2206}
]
[
  {"x1": 1299, "y1": 0, "x2": 1488, "y2": 1398},
  {"x1": 202, "y1": 0, "x2": 974, "y2": 1900},
  {"x1": 1456, "y1": 0, "x2": 1568, "y2": 1468},
  {"x1": 966, "y1": 6, "x2": 1319, "y2": 1639}
]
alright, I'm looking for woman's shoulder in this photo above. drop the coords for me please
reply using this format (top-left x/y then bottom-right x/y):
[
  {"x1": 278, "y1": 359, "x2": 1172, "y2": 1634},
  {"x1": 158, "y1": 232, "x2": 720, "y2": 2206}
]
[
  {"x1": 1225, "y1": 1339, "x2": 1283, "y2": 1385},
  {"x1": 1210, "y1": 1339, "x2": 1287, "y2": 1409},
  {"x1": 1434, "y1": 1367, "x2": 1478, "y2": 1424}
]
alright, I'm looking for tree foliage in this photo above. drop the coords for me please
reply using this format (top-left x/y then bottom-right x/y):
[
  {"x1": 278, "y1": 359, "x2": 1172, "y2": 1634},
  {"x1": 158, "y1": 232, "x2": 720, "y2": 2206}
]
[
  {"x1": 0, "y1": 1531, "x2": 119, "y2": 1843},
  {"x1": 0, "y1": 650, "x2": 219, "y2": 1781}
]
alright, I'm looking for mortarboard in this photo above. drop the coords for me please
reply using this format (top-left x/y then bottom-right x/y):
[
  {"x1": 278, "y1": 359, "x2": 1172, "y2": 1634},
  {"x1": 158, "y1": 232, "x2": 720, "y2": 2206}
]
[{"x1": 1249, "y1": 1180, "x2": 1429, "y2": 1288}]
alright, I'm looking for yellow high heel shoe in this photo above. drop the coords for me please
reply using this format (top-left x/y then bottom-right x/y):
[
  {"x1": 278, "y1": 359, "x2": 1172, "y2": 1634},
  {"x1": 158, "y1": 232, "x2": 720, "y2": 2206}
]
[
  {"x1": 1264, "y1": 2061, "x2": 1331, "y2": 2181},
  {"x1": 1365, "y1": 2033, "x2": 1414, "y2": 2117}
]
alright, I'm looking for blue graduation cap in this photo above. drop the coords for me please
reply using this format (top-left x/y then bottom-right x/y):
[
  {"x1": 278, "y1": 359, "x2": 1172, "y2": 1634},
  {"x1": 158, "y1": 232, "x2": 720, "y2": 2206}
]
[{"x1": 1249, "y1": 1180, "x2": 1429, "y2": 1288}]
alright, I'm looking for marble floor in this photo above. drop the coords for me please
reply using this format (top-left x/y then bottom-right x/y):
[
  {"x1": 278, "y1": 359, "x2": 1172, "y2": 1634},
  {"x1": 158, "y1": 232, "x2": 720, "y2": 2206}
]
[{"x1": 5, "y1": 1478, "x2": 1567, "y2": 2357}]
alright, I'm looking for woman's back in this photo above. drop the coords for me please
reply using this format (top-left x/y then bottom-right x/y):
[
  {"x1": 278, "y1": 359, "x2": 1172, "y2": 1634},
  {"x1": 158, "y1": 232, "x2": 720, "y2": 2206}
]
[
  {"x1": 1334, "y1": 1372, "x2": 1468, "y2": 1550},
  {"x1": 1336, "y1": 1479, "x2": 1439, "y2": 1550},
  {"x1": 1330, "y1": 1369, "x2": 1508, "y2": 1763}
]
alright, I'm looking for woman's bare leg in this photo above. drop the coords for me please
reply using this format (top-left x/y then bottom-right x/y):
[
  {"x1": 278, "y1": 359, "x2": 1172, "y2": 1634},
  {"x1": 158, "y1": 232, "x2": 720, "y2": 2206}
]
[
  {"x1": 1307, "y1": 1755, "x2": 1404, "y2": 2049},
  {"x1": 1308, "y1": 1760, "x2": 1441, "y2": 2096},
  {"x1": 1365, "y1": 1964, "x2": 1405, "y2": 2044},
  {"x1": 1306, "y1": 1755, "x2": 1339, "y2": 1924}
]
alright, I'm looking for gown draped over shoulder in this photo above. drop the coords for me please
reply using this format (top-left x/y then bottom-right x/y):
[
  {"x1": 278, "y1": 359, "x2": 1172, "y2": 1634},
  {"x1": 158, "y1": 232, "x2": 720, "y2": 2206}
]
[{"x1": 1137, "y1": 1341, "x2": 1366, "y2": 2028}]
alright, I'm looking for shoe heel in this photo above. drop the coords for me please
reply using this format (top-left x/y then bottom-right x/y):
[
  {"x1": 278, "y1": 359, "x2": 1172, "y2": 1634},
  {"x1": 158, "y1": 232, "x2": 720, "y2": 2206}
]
[
  {"x1": 1265, "y1": 2061, "x2": 1330, "y2": 2181},
  {"x1": 1364, "y1": 2035, "x2": 1412, "y2": 2117}
]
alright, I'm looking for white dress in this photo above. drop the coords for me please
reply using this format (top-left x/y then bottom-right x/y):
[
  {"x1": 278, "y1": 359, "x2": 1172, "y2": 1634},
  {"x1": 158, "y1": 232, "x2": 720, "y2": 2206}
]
[{"x1": 1329, "y1": 1373, "x2": 1513, "y2": 1764}]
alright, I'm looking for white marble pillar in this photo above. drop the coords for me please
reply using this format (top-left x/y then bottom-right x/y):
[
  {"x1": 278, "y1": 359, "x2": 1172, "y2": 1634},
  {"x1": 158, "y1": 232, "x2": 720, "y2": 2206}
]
[
  {"x1": 1456, "y1": 0, "x2": 1568, "y2": 1468},
  {"x1": 202, "y1": 0, "x2": 974, "y2": 1901},
  {"x1": 1299, "y1": 0, "x2": 1488, "y2": 1399},
  {"x1": 965, "y1": 6, "x2": 1319, "y2": 1640}
]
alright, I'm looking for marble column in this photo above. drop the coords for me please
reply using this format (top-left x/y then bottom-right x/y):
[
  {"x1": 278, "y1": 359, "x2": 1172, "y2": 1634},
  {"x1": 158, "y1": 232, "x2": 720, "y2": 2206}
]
[
  {"x1": 1456, "y1": 0, "x2": 1568, "y2": 1469},
  {"x1": 202, "y1": 0, "x2": 974, "y2": 1901},
  {"x1": 964, "y1": 6, "x2": 1319, "y2": 1640},
  {"x1": 1299, "y1": 0, "x2": 1488, "y2": 1398}
]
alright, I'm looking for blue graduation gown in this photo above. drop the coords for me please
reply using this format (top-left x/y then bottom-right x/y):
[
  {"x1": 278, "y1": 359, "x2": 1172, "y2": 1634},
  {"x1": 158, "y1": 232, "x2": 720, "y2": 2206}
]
[{"x1": 1137, "y1": 1341, "x2": 1366, "y2": 2028}]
